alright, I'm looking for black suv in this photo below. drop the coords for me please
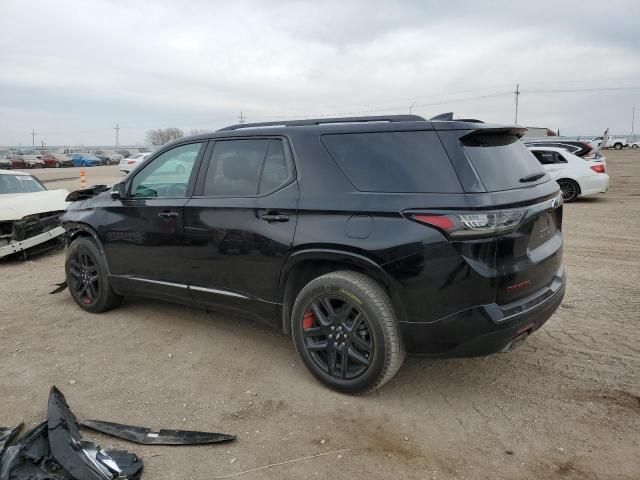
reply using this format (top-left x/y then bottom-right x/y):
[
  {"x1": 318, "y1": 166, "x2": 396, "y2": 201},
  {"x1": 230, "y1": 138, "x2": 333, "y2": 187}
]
[{"x1": 62, "y1": 115, "x2": 565, "y2": 393}]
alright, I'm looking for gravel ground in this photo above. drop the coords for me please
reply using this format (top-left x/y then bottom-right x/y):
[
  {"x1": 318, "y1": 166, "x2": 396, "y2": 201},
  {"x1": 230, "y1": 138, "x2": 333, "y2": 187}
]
[{"x1": 1, "y1": 151, "x2": 639, "y2": 479}]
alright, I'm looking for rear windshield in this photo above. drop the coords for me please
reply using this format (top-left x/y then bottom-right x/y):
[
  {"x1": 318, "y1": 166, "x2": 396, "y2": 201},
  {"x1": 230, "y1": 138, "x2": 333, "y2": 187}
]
[
  {"x1": 462, "y1": 134, "x2": 548, "y2": 191},
  {"x1": 321, "y1": 131, "x2": 462, "y2": 193}
]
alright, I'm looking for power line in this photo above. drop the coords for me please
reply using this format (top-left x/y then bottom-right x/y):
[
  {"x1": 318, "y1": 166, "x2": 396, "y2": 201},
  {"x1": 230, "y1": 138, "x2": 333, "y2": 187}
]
[
  {"x1": 524, "y1": 86, "x2": 640, "y2": 94},
  {"x1": 4, "y1": 84, "x2": 639, "y2": 142}
]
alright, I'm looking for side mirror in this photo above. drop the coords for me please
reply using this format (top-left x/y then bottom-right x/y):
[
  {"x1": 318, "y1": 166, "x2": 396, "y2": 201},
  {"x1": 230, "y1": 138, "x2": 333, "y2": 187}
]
[{"x1": 111, "y1": 182, "x2": 126, "y2": 200}]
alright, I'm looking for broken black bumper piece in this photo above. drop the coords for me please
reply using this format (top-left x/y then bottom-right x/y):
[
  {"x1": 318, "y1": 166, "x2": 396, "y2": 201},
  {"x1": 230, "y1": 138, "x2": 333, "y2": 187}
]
[
  {"x1": 0, "y1": 387, "x2": 143, "y2": 480},
  {"x1": 0, "y1": 386, "x2": 236, "y2": 479},
  {"x1": 47, "y1": 386, "x2": 143, "y2": 480},
  {"x1": 80, "y1": 420, "x2": 235, "y2": 446}
]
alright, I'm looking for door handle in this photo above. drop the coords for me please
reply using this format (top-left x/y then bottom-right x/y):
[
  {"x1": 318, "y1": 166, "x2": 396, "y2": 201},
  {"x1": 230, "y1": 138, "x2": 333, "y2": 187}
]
[
  {"x1": 260, "y1": 212, "x2": 289, "y2": 223},
  {"x1": 158, "y1": 210, "x2": 180, "y2": 220}
]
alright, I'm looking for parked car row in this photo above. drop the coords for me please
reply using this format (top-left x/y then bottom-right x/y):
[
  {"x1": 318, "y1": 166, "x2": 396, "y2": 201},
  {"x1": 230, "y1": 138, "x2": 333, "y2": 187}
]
[{"x1": 0, "y1": 147, "x2": 152, "y2": 170}]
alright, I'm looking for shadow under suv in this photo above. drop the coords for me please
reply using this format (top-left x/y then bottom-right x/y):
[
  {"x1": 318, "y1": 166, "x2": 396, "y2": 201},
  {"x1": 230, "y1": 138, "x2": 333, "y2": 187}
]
[{"x1": 62, "y1": 115, "x2": 565, "y2": 393}]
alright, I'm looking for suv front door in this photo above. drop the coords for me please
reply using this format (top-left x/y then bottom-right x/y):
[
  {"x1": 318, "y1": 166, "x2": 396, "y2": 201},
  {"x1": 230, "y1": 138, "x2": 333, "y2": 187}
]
[
  {"x1": 103, "y1": 141, "x2": 205, "y2": 301},
  {"x1": 182, "y1": 137, "x2": 298, "y2": 324}
]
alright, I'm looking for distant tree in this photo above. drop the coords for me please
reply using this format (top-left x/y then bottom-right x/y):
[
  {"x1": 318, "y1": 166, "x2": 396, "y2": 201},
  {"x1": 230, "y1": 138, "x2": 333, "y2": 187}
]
[
  {"x1": 189, "y1": 128, "x2": 212, "y2": 136},
  {"x1": 145, "y1": 127, "x2": 184, "y2": 146}
]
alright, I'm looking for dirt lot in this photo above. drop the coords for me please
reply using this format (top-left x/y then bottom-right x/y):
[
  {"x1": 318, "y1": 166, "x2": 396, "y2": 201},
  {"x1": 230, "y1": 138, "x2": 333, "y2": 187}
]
[{"x1": 1, "y1": 151, "x2": 639, "y2": 479}]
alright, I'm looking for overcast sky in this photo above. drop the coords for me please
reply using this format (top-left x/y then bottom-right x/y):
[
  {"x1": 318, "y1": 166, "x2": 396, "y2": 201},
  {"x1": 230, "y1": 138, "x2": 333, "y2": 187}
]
[{"x1": 1, "y1": 0, "x2": 639, "y2": 146}]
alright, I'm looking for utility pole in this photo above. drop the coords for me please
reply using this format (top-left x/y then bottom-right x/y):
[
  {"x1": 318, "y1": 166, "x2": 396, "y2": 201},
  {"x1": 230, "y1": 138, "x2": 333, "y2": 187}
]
[
  {"x1": 514, "y1": 83, "x2": 520, "y2": 124},
  {"x1": 632, "y1": 106, "x2": 636, "y2": 138},
  {"x1": 238, "y1": 111, "x2": 245, "y2": 124},
  {"x1": 31, "y1": 129, "x2": 36, "y2": 149},
  {"x1": 114, "y1": 123, "x2": 120, "y2": 147},
  {"x1": 409, "y1": 101, "x2": 417, "y2": 115}
]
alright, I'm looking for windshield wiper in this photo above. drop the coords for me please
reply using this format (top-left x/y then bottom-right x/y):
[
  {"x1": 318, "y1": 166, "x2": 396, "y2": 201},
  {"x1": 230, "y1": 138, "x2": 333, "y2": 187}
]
[{"x1": 519, "y1": 172, "x2": 546, "y2": 183}]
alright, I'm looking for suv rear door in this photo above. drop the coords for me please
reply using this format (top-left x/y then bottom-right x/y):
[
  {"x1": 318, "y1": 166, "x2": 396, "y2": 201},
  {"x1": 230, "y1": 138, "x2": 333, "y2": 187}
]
[{"x1": 182, "y1": 137, "x2": 298, "y2": 324}]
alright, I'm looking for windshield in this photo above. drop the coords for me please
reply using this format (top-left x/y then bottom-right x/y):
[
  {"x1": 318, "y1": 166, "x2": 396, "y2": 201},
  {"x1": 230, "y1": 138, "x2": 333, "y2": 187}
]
[{"x1": 0, "y1": 174, "x2": 47, "y2": 194}]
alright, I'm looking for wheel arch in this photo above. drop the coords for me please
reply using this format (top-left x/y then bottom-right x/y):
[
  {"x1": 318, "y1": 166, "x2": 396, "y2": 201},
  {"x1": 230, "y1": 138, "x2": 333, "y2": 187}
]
[
  {"x1": 65, "y1": 222, "x2": 111, "y2": 274},
  {"x1": 278, "y1": 249, "x2": 406, "y2": 335},
  {"x1": 557, "y1": 177, "x2": 582, "y2": 195}
]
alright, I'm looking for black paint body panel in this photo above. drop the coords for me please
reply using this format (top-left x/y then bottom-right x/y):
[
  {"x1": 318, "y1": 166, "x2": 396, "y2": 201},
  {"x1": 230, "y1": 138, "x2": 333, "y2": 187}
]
[{"x1": 62, "y1": 118, "x2": 565, "y2": 356}]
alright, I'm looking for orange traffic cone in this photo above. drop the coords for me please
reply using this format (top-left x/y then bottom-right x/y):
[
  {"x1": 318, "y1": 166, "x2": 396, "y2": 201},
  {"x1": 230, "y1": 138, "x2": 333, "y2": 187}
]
[{"x1": 80, "y1": 168, "x2": 87, "y2": 188}]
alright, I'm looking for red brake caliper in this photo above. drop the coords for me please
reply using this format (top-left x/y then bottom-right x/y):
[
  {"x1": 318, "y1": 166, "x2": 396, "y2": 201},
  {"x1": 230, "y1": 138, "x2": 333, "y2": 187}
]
[{"x1": 302, "y1": 310, "x2": 315, "y2": 330}]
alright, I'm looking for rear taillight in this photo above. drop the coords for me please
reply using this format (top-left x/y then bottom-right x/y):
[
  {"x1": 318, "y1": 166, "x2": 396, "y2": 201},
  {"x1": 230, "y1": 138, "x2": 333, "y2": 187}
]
[
  {"x1": 127, "y1": 160, "x2": 136, "y2": 165},
  {"x1": 590, "y1": 164, "x2": 606, "y2": 174},
  {"x1": 411, "y1": 208, "x2": 527, "y2": 238}
]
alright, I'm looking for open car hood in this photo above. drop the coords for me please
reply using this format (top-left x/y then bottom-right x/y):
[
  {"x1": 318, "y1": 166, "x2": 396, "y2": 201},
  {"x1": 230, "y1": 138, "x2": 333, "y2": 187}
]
[{"x1": 0, "y1": 189, "x2": 69, "y2": 221}]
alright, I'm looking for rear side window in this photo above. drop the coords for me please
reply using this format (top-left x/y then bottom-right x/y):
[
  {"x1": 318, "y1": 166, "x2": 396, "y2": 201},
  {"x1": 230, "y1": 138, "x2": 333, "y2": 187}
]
[
  {"x1": 201, "y1": 138, "x2": 290, "y2": 196},
  {"x1": 532, "y1": 151, "x2": 567, "y2": 165},
  {"x1": 321, "y1": 131, "x2": 462, "y2": 193},
  {"x1": 462, "y1": 135, "x2": 547, "y2": 191}
]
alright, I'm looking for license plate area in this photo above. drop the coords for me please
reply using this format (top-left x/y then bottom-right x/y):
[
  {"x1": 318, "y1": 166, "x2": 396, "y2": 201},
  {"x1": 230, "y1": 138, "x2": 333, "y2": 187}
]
[{"x1": 529, "y1": 210, "x2": 557, "y2": 250}]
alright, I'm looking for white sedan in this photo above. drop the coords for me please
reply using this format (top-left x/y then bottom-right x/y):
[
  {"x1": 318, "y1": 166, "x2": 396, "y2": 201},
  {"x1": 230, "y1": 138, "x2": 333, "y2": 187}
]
[
  {"x1": 119, "y1": 152, "x2": 151, "y2": 174},
  {"x1": 528, "y1": 146, "x2": 609, "y2": 202}
]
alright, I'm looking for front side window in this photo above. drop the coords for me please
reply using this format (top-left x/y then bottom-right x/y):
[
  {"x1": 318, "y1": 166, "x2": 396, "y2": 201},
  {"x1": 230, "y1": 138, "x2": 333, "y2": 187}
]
[
  {"x1": 201, "y1": 138, "x2": 290, "y2": 196},
  {"x1": 130, "y1": 142, "x2": 202, "y2": 198}
]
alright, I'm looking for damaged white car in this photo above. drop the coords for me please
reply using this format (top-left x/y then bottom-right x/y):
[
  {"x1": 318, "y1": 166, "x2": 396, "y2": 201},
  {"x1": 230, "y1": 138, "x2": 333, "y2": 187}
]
[{"x1": 0, "y1": 170, "x2": 69, "y2": 259}]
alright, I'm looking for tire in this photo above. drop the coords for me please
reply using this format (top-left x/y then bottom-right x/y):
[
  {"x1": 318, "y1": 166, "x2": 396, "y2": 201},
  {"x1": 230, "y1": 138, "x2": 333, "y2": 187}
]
[
  {"x1": 558, "y1": 179, "x2": 580, "y2": 202},
  {"x1": 65, "y1": 237, "x2": 122, "y2": 313},
  {"x1": 614, "y1": 143, "x2": 623, "y2": 150},
  {"x1": 632, "y1": 144, "x2": 638, "y2": 149},
  {"x1": 82, "y1": 161, "x2": 87, "y2": 167},
  {"x1": 56, "y1": 162, "x2": 61, "y2": 168},
  {"x1": 291, "y1": 271, "x2": 404, "y2": 394}
]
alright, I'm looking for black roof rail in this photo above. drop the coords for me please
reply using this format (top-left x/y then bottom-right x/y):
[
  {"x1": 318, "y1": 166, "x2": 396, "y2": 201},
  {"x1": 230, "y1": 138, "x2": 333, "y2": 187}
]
[{"x1": 217, "y1": 115, "x2": 426, "y2": 131}]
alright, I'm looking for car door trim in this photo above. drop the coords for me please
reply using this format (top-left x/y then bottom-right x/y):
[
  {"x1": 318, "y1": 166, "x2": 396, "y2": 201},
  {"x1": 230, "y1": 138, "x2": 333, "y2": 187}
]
[
  {"x1": 124, "y1": 277, "x2": 189, "y2": 289},
  {"x1": 189, "y1": 285, "x2": 249, "y2": 299},
  {"x1": 122, "y1": 276, "x2": 252, "y2": 300}
]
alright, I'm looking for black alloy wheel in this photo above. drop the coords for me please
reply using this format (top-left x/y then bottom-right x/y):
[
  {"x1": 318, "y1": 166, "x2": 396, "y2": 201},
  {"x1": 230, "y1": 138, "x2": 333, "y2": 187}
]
[
  {"x1": 558, "y1": 179, "x2": 579, "y2": 202},
  {"x1": 291, "y1": 271, "x2": 404, "y2": 394},
  {"x1": 68, "y1": 249, "x2": 100, "y2": 305},
  {"x1": 301, "y1": 296, "x2": 374, "y2": 380},
  {"x1": 65, "y1": 237, "x2": 122, "y2": 313}
]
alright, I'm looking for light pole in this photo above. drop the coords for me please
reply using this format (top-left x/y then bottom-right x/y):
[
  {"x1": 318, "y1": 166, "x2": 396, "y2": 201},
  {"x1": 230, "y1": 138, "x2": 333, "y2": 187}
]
[
  {"x1": 632, "y1": 106, "x2": 636, "y2": 138},
  {"x1": 409, "y1": 101, "x2": 417, "y2": 115},
  {"x1": 514, "y1": 83, "x2": 520, "y2": 124}
]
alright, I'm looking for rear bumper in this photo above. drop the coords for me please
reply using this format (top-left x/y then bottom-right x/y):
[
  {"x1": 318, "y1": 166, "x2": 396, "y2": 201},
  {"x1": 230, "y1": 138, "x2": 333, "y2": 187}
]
[
  {"x1": 398, "y1": 268, "x2": 566, "y2": 356},
  {"x1": 580, "y1": 174, "x2": 609, "y2": 197}
]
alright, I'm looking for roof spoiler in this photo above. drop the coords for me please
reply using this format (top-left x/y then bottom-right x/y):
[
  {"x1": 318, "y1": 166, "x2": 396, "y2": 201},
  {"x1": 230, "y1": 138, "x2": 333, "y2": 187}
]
[
  {"x1": 430, "y1": 112, "x2": 485, "y2": 123},
  {"x1": 460, "y1": 126, "x2": 528, "y2": 143}
]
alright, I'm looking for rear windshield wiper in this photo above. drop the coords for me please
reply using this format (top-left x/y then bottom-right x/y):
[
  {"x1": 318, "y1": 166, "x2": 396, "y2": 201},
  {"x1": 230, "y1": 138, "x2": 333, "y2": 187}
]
[{"x1": 519, "y1": 172, "x2": 546, "y2": 183}]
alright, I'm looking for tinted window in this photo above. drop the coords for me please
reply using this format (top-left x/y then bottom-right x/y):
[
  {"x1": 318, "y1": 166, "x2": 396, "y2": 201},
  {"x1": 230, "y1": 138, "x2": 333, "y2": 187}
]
[
  {"x1": 321, "y1": 131, "x2": 462, "y2": 193},
  {"x1": 202, "y1": 139, "x2": 269, "y2": 196},
  {"x1": 463, "y1": 135, "x2": 547, "y2": 191},
  {"x1": 532, "y1": 150, "x2": 557, "y2": 165},
  {"x1": 259, "y1": 140, "x2": 289, "y2": 194},
  {"x1": 0, "y1": 174, "x2": 46, "y2": 194},
  {"x1": 130, "y1": 142, "x2": 202, "y2": 198}
]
